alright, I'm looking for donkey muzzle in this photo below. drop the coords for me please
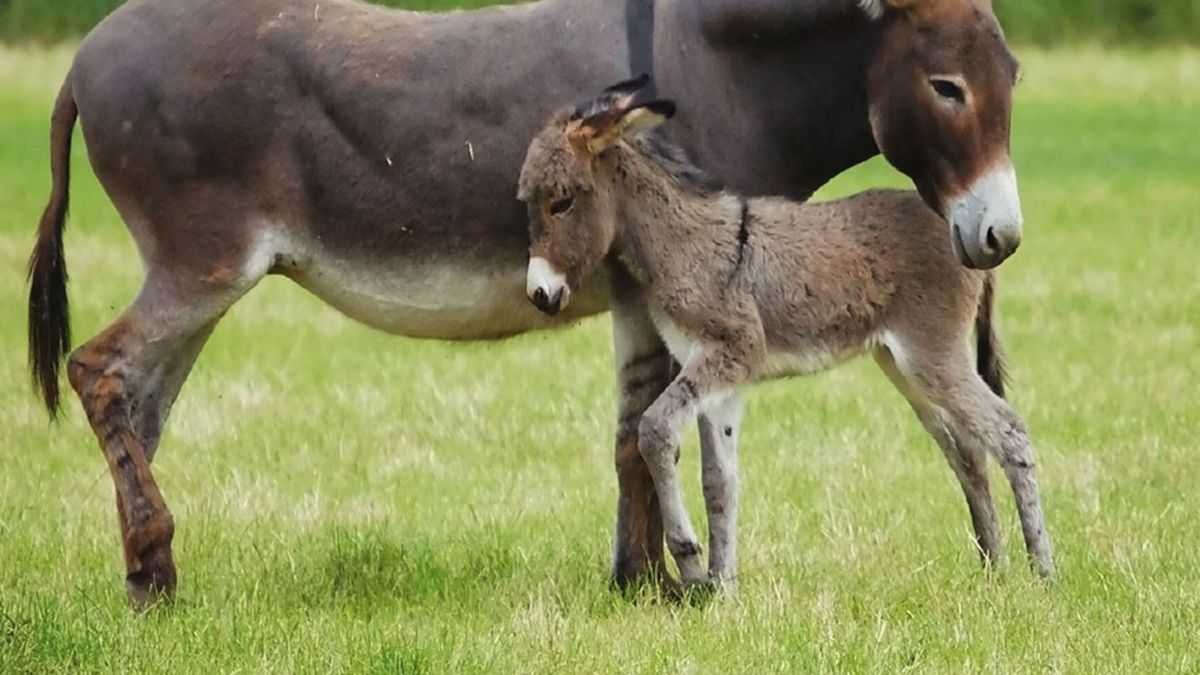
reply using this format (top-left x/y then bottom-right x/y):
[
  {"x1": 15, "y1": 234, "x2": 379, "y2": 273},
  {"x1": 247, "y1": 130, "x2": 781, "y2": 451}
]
[
  {"x1": 527, "y1": 256, "x2": 571, "y2": 316},
  {"x1": 949, "y1": 163, "x2": 1024, "y2": 270}
]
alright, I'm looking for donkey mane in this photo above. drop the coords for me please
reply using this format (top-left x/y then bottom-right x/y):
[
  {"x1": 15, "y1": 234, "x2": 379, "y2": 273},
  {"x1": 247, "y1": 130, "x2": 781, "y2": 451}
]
[{"x1": 629, "y1": 131, "x2": 724, "y2": 197}]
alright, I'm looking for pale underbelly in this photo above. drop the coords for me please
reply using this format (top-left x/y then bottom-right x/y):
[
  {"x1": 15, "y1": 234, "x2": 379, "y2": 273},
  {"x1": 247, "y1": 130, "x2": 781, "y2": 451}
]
[{"x1": 262, "y1": 232, "x2": 610, "y2": 340}]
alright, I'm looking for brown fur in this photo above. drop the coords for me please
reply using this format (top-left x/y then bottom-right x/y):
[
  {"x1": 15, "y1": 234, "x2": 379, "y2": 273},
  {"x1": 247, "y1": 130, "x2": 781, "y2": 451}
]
[{"x1": 520, "y1": 90, "x2": 1054, "y2": 585}]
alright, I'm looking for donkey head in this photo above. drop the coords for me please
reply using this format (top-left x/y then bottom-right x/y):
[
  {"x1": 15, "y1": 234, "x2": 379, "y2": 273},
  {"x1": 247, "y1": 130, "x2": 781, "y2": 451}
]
[
  {"x1": 518, "y1": 75, "x2": 674, "y2": 316},
  {"x1": 864, "y1": 0, "x2": 1023, "y2": 269}
]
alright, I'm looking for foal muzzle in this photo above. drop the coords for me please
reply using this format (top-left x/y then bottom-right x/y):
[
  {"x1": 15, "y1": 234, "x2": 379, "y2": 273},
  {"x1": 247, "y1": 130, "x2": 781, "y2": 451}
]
[{"x1": 527, "y1": 256, "x2": 571, "y2": 316}]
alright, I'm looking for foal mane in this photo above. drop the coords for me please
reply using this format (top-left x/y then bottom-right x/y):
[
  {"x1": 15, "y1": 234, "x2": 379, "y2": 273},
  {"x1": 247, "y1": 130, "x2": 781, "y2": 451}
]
[{"x1": 628, "y1": 131, "x2": 724, "y2": 196}]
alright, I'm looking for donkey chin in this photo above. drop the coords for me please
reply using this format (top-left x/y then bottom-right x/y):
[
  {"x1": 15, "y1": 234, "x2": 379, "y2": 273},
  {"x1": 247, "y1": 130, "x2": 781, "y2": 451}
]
[
  {"x1": 526, "y1": 256, "x2": 572, "y2": 316},
  {"x1": 946, "y1": 162, "x2": 1025, "y2": 270}
]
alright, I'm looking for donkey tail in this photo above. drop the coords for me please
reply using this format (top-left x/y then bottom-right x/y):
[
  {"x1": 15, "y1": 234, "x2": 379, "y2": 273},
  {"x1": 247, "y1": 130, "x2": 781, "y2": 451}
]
[
  {"x1": 975, "y1": 272, "x2": 1008, "y2": 399},
  {"x1": 28, "y1": 71, "x2": 78, "y2": 419}
]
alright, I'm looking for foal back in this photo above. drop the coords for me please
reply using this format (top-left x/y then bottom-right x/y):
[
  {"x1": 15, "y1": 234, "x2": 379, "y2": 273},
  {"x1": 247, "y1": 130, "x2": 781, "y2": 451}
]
[{"x1": 745, "y1": 189, "x2": 985, "y2": 375}]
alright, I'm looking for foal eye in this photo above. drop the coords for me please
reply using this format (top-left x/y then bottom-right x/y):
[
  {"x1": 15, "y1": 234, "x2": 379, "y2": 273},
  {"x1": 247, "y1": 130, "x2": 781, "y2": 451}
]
[
  {"x1": 930, "y1": 78, "x2": 967, "y2": 105},
  {"x1": 549, "y1": 196, "x2": 575, "y2": 216}
]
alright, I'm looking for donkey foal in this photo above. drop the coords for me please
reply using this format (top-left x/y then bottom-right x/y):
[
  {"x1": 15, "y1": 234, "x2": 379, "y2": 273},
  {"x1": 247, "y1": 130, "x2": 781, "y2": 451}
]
[{"x1": 518, "y1": 78, "x2": 1055, "y2": 587}]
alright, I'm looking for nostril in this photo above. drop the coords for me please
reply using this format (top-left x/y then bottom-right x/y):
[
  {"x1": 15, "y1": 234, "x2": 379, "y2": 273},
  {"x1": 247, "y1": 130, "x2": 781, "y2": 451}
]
[
  {"x1": 532, "y1": 287, "x2": 549, "y2": 308},
  {"x1": 985, "y1": 226, "x2": 1000, "y2": 253}
]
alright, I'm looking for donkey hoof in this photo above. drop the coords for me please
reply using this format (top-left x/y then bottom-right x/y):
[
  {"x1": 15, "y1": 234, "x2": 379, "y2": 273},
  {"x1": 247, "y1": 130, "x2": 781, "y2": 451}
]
[
  {"x1": 125, "y1": 547, "x2": 177, "y2": 612},
  {"x1": 611, "y1": 554, "x2": 651, "y2": 591}
]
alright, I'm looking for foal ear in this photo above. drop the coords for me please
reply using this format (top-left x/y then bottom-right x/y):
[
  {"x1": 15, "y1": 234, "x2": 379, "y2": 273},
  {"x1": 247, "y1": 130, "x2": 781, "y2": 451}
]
[
  {"x1": 571, "y1": 100, "x2": 675, "y2": 155},
  {"x1": 614, "y1": 100, "x2": 676, "y2": 139},
  {"x1": 575, "y1": 73, "x2": 653, "y2": 120}
]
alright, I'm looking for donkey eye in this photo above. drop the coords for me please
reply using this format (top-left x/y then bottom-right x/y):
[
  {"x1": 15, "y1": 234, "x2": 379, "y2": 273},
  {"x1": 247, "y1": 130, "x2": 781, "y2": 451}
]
[
  {"x1": 549, "y1": 196, "x2": 575, "y2": 216},
  {"x1": 930, "y1": 78, "x2": 967, "y2": 105}
]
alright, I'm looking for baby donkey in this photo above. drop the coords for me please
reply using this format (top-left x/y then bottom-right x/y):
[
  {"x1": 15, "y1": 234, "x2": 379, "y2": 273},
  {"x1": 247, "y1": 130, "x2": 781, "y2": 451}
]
[{"x1": 518, "y1": 77, "x2": 1055, "y2": 588}]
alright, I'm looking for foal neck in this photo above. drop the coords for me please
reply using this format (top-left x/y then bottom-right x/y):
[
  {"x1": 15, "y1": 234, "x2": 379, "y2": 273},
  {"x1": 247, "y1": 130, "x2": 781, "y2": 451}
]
[{"x1": 606, "y1": 138, "x2": 744, "y2": 287}]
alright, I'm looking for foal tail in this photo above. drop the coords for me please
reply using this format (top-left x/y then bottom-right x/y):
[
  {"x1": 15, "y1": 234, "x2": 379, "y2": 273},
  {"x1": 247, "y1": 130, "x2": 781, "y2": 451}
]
[
  {"x1": 28, "y1": 71, "x2": 78, "y2": 419},
  {"x1": 975, "y1": 272, "x2": 1008, "y2": 399}
]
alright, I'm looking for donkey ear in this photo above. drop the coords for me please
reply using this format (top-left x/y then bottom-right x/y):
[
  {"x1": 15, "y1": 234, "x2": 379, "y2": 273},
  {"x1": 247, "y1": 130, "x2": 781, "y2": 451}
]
[{"x1": 576, "y1": 100, "x2": 675, "y2": 155}]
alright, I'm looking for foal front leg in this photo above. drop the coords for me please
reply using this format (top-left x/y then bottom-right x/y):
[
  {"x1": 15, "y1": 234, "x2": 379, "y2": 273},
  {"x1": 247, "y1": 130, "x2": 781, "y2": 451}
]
[
  {"x1": 698, "y1": 394, "x2": 743, "y2": 588},
  {"x1": 640, "y1": 355, "x2": 743, "y2": 587}
]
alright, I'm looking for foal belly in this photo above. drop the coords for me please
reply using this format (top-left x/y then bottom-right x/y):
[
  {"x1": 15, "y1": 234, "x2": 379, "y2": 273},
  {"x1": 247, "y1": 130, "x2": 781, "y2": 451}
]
[
  {"x1": 758, "y1": 343, "x2": 870, "y2": 379},
  {"x1": 650, "y1": 308, "x2": 876, "y2": 382},
  {"x1": 287, "y1": 249, "x2": 608, "y2": 340}
]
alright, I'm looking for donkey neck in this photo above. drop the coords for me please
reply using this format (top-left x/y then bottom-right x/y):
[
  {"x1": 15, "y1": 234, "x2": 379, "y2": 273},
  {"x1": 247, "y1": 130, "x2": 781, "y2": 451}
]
[
  {"x1": 606, "y1": 141, "x2": 745, "y2": 288},
  {"x1": 652, "y1": 0, "x2": 882, "y2": 200}
]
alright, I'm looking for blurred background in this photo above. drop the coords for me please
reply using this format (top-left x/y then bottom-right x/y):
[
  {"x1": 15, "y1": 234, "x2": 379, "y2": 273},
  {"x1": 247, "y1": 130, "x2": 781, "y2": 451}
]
[{"x1": 1, "y1": 0, "x2": 1199, "y2": 44}]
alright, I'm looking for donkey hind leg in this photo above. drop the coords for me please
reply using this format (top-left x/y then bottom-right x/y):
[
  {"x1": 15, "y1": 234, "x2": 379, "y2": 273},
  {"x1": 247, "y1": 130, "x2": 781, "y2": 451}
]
[
  {"x1": 698, "y1": 394, "x2": 743, "y2": 588},
  {"x1": 639, "y1": 354, "x2": 743, "y2": 587},
  {"x1": 610, "y1": 297, "x2": 672, "y2": 589},
  {"x1": 68, "y1": 269, "x2": 261, "y2": 610},
  {"x1": 874, "y1": 348, "x2": 1003, "y2": 568}
]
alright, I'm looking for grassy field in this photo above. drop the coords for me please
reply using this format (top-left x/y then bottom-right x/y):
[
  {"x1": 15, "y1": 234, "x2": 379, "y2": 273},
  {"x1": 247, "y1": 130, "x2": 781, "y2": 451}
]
[{"x1": 1, "y1": 44, "x2": 1198, "y2": 673}]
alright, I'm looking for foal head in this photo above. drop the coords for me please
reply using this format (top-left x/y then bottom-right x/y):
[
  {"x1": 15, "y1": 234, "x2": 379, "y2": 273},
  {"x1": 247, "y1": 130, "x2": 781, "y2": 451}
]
[
  {"x1": 863, "y1": 0, "x2": 1023, "y2": 269},
  {"x1": 518, "y1": 76, "x2": 674, "y2": 316}
]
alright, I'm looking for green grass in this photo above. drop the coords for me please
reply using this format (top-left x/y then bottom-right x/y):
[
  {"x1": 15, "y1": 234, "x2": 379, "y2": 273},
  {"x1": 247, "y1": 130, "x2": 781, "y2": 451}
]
[{"x1": 2, "y1": 44, "x2": 1199, "y2": 673}]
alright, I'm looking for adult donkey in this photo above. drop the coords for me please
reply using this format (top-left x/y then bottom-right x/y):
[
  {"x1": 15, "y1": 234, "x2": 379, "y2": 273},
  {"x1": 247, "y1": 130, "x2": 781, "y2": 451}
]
[{"x1": 28, "y1": 0, "x2": 1023, "y2": 608}]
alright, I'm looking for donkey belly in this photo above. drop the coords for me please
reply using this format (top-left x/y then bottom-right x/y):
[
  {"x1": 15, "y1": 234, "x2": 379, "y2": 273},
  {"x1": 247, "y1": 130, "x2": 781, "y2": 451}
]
[{"x1": 281, "y1": 238, "x2": 610, "y2": 340}]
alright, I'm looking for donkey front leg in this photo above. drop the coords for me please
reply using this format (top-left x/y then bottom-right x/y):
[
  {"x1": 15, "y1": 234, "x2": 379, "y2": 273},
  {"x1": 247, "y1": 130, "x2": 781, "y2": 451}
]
[
  {"x1": 698, "y1": 394, "x2": 743, "y2": 588},
  {"x1": 610, "y1": 294, "x2": 673, "y2": 589}
]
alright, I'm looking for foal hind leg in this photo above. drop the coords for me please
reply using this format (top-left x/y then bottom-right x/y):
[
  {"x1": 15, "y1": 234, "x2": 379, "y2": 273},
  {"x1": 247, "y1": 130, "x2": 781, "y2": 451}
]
[
  {"x1": 879, "y1": 341, "x2": 1054, "y2": 577},
  {"x1": 875, "y1": 348, "x2": 1003, "y2": 568},
  {"x1": 976, "y1": 398, "x2": 1055, "y2": 578},
  {"x1": 69, "y1": 270, "x2": 259, "y2": 609},
  {"x1": 936, "y1": 374, "x2": 1055, "y2": 578},
  {"x1": 934, "y1": 376, "x2": 1054, "y2": 578}
]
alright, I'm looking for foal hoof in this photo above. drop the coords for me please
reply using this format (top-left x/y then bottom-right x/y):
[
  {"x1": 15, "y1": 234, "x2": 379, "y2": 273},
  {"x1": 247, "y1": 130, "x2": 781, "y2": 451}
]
[{"x1": 125, "y1": 546, "x2": 177, "y2": 612}]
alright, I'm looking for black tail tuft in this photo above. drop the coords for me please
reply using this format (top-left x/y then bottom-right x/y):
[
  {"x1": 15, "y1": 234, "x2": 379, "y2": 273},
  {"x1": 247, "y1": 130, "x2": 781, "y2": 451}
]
[
  {"x1": 28, "y1": 74, "x2": 77, "y2": 419},
  {"x1": 975, "y1": 273, "x2": 1008, "y2": 399}
]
